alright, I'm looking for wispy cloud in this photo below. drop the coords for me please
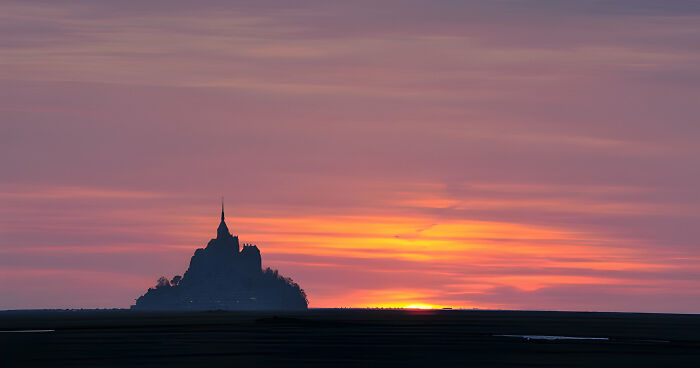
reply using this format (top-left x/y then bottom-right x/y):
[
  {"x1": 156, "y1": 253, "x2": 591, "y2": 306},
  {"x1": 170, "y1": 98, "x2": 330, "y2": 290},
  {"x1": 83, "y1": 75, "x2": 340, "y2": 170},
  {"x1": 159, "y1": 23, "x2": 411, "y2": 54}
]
[{"x1": 1, "y1": 1, "x2": 699, "y2": 311}]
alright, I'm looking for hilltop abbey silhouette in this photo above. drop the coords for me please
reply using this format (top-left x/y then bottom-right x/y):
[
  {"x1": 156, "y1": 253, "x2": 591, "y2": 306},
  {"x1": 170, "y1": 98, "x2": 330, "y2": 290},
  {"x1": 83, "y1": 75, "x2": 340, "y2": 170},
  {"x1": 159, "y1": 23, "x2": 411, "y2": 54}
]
[{"x1": 132, "y1": 201, "x2": 308, "y2": 310}]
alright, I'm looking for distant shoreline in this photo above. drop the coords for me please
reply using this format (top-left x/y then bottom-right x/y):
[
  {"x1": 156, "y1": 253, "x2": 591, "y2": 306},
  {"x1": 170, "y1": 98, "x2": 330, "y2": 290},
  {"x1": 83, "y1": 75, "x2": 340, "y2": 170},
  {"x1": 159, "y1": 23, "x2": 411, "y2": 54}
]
[{"x1": 1, "y1": 308, "x2": 698, "y2": 316}]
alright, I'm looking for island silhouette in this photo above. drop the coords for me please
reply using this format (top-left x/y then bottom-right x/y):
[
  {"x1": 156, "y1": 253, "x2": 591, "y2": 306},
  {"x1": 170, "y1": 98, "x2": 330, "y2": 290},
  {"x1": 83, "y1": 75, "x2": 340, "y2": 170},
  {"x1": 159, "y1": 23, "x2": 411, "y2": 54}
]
[{"x1": 132, "y1": 201, "x2": 308, "y2": 310}]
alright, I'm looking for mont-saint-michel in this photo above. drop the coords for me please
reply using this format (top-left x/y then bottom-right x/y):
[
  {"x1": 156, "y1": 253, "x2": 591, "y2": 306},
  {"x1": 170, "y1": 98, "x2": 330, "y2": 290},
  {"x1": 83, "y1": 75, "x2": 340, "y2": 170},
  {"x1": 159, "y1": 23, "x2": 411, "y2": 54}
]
[{"x1": 132, "y1": 203, "x2": 308, "y2": 310}]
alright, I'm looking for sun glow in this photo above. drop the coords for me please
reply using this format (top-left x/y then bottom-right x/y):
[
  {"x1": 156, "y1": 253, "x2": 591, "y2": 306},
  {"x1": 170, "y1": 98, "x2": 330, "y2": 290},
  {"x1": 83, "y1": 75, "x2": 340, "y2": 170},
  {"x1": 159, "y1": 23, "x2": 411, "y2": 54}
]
[
  {"x1": 404, "y1": 304, "x2": 441, "y2": 310},
  {"x1": 4, "y1": 184, "x2": 680, "y2": 311}
]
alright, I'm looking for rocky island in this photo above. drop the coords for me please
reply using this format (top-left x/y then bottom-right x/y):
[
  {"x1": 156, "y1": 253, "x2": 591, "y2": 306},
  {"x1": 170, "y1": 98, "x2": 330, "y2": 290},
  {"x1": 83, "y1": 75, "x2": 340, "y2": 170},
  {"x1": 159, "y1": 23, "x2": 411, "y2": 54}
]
[{"x1": 132, "y1": 202, "x2": 308, "y2": 310}]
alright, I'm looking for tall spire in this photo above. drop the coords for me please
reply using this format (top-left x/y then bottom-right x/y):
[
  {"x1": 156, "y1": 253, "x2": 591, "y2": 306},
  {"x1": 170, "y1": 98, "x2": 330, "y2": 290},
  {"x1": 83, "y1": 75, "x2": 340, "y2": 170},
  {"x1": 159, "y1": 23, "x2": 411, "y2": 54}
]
[{"x1": 217, "y1": 197, "x2": 230, "y2": 240}]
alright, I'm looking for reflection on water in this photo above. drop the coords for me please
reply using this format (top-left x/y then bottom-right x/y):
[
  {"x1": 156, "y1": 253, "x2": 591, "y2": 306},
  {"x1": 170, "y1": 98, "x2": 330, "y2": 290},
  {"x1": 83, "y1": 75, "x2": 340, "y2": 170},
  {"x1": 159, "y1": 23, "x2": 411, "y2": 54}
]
[
  {"x1": 495, "y1": 334, "x2": 608, "y2": 341},
  {"x1": 0, "y1": 330, "x2": 55, "y2": 333}
]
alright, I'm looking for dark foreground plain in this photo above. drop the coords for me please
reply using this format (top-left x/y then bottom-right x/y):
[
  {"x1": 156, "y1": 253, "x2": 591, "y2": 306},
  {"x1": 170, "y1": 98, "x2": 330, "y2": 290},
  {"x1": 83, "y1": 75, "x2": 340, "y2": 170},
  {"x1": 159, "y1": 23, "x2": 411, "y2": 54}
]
[{"x1": 2, "y1": 309, "x2": 699, "y2": 367}]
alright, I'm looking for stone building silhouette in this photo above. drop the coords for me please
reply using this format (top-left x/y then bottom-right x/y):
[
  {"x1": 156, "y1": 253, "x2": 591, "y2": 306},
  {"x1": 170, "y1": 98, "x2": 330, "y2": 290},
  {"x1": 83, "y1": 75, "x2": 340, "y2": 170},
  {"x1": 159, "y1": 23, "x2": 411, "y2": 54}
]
[{"x1": 132, "y1": 201, "x2": 308, "y2": 310}]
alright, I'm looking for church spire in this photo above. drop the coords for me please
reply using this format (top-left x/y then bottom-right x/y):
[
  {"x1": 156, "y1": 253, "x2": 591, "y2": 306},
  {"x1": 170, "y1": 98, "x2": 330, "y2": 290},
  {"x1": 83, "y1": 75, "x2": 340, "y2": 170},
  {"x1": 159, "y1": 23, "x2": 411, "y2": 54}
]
[{"x1": 217, "y1": 197, "x2": 231, "y2": 240}]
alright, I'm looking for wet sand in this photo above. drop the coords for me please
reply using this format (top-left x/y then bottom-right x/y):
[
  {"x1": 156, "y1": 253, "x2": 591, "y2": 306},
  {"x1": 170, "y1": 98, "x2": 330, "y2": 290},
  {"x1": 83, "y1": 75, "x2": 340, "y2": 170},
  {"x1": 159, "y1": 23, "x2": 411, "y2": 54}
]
[{"x1": 2, "y1": 309, "x2": 699, "y2": 367}]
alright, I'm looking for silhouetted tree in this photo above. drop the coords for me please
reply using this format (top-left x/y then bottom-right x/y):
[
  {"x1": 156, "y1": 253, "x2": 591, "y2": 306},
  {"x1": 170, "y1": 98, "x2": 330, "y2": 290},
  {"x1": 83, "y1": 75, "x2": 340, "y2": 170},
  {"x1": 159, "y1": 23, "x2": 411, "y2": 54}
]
[
  {"x1": 155, "y1": 276, "x2": 170, "y2": 289},
  {"x1": 171, "y1": 275, "x2": 182, "y2": 286}
]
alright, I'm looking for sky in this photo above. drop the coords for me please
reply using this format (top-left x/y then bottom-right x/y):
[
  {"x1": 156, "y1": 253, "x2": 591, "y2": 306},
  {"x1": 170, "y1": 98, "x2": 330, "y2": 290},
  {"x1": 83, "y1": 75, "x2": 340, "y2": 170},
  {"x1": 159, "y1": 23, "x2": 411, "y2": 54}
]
[{"x1": 1, "y1": 0, "x2": 700, "y2": 312}]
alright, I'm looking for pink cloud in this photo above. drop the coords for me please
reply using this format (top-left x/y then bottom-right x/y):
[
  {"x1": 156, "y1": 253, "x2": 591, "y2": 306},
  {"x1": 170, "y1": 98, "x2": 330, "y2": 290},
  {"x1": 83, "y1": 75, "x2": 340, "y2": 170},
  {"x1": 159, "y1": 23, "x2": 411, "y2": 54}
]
[{"x1": 1, "y1": 1, "x2": 699, "y2": 312}]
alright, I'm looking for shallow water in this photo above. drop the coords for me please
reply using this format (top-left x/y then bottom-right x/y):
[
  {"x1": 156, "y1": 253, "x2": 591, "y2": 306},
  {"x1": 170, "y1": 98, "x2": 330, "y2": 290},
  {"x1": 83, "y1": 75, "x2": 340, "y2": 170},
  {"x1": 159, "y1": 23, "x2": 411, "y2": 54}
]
[
  {"x1": 495, "y1": 334, "x2": 609, "y2": 341},
  {"x1": 0, "y1": 329, "x2": 55, "y2": 333}
]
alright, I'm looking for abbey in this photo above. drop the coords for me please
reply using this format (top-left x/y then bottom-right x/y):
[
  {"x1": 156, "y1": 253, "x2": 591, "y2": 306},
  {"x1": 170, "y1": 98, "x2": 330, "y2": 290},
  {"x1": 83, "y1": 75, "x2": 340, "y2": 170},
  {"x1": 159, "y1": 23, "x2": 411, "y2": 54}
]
[
  {"x1": 132, "y1": 202, "x2": 308, "y2": 310},
  {"x1": 186, "y1": 202, "x2": 263, "y2": 279}
]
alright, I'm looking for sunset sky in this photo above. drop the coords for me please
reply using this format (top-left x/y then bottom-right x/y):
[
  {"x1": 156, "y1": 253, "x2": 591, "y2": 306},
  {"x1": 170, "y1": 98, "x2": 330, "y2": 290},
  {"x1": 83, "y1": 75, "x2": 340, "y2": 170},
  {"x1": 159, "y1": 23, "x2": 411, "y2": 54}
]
[{"x1": 1, "y1": 0, "x2": 700, "y2": 312}]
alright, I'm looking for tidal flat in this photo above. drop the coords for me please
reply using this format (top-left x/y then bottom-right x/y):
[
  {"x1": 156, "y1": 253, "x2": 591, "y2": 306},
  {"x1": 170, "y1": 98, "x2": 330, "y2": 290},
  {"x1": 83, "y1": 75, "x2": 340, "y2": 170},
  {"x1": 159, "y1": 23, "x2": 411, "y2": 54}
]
[{"x1": 2, "y1": 309, "x2": 699, "y2": 367}]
